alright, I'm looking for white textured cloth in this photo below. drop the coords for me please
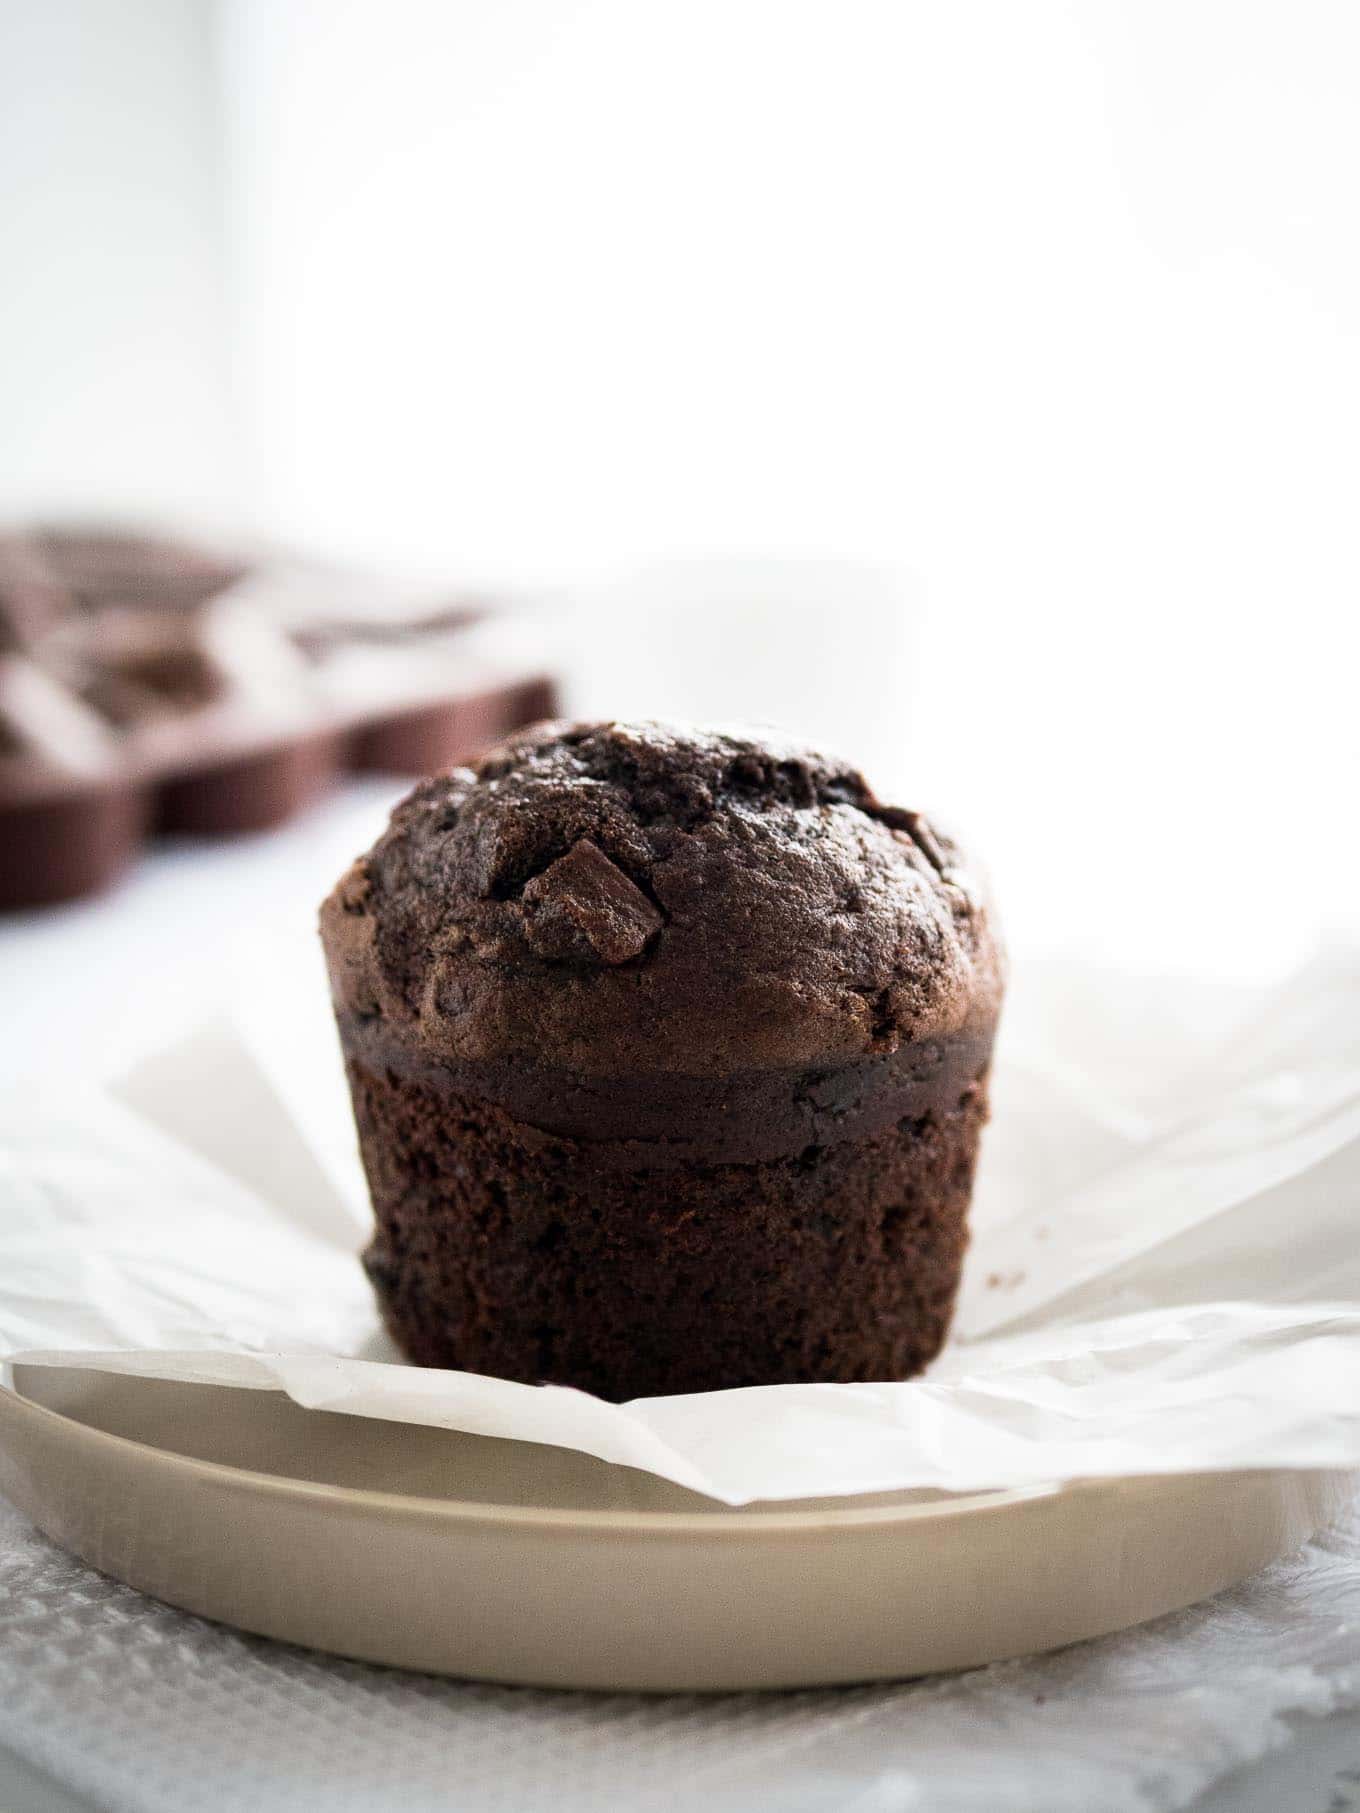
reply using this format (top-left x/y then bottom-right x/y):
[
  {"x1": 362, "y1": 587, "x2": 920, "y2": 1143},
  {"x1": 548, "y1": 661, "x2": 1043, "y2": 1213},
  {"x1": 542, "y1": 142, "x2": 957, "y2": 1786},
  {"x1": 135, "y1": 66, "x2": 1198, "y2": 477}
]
[{"x1": 3, "y1": 1493, "x2": 1360, "y2": 1813}]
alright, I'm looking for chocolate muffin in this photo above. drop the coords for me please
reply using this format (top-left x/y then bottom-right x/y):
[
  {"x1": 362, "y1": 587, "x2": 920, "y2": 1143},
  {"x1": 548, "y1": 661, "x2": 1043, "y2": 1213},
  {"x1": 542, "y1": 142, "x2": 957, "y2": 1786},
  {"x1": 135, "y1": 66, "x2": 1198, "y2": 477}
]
[{"x1": 321, "y1": 720, "x2": 1003, "y2": 1399}]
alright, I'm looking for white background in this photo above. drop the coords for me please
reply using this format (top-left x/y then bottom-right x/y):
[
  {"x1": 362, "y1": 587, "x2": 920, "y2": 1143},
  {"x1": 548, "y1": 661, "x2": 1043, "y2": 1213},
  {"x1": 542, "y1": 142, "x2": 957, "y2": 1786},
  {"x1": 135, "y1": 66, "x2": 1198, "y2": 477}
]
[
  {"x1": 0, "y1": 3, "x2": 240, "y2": 526},
  {"x1": 2, "y1": 0, "x2": 1358, "y2": 1005},
  {"x1": 1, "y1": 14, "x2": 1359, "y2": 1806}
]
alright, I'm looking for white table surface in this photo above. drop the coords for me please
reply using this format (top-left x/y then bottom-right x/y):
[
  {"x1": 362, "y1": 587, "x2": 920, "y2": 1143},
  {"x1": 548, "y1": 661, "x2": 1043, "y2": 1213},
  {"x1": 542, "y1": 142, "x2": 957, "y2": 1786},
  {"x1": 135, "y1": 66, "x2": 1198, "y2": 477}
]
[
  {"x1": 0, "y1": 782, "x2": 1355, "y2": 1812},
  {"x1": 0, "y1": 1726, "x2": 1355, "y2": 1813}
]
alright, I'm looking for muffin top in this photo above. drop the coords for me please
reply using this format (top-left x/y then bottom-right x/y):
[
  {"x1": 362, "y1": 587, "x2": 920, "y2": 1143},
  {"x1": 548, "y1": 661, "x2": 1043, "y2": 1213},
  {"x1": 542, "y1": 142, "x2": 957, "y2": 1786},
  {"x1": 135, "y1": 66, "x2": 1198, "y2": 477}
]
[{"x1": 321, "y1": 720, "x2": 1002, "y2": 1076}]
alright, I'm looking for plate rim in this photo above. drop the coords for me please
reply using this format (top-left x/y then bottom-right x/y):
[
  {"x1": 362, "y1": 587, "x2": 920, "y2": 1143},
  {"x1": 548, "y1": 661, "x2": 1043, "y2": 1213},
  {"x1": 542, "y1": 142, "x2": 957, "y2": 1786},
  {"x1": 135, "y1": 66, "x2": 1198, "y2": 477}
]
[{"x1": 0, "y1": 1375, "x2": 1074, "y2": 1536}]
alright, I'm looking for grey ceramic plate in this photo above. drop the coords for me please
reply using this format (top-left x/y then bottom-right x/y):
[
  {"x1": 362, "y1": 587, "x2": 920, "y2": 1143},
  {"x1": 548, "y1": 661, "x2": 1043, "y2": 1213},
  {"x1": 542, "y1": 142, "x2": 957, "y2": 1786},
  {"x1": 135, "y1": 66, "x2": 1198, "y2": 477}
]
[{"x1": 0, "y1": 1365, "x2": 1349, "y2": 1691}]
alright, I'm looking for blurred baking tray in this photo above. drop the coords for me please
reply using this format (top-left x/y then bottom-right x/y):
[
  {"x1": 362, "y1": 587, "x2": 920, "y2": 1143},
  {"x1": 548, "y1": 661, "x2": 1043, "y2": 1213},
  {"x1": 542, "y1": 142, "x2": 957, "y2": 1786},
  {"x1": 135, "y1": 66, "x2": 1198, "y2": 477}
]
[
  {"x1": 0, "y1": 1366, "x2": 1348, "y2": 1692},
  {"x1": 0, "y1": 629, "x2": 556, "y2": 910}
]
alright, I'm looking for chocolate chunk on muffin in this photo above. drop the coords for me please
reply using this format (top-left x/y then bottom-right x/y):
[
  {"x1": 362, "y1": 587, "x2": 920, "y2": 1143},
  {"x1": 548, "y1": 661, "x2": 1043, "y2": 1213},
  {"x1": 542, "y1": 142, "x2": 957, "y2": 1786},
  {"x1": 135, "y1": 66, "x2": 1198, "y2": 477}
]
[{"x1": 321, "y1": 720, "x2": 1004, "y2": 1398}]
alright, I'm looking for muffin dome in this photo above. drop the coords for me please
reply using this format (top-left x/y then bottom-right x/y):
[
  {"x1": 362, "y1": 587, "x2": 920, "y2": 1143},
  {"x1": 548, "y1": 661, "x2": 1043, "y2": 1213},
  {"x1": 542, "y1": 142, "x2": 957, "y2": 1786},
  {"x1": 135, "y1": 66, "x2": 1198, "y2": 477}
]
[{"x1": 323, "y1": 719, "x2": 1002, "y2": 1076}]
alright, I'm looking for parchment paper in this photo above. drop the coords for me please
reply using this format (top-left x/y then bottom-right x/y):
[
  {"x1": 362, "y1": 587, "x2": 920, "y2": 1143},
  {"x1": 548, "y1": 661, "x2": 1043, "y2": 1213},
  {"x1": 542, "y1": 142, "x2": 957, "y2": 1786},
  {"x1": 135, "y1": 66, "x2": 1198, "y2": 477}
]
[{"x1": 2, "y1": 946, "x2": 1357, "y2": 1504}]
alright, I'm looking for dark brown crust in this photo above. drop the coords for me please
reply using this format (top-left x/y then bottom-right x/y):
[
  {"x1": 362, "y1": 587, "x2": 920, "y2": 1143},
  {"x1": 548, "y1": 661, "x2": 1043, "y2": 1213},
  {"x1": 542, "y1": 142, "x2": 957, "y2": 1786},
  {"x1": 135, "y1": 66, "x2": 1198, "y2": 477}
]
[
  {"x1": 347, "y1": 1049, "x2": 989, "y2": 1399},
  {"x1": 322, "y1": 721, "x2": 1004, "y2": 1078}
]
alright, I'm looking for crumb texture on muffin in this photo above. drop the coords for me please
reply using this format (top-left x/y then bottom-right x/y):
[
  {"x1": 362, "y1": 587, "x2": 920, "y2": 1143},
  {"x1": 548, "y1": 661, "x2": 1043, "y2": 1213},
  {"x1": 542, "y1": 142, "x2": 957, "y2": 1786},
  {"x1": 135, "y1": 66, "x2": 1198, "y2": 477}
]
[
  {"x1": 352, "y1": 1057, "x2": 987, "y2": 1398},
  {"x1": 323, "y1": 719, "x2": 1002, "y2": 1076}
]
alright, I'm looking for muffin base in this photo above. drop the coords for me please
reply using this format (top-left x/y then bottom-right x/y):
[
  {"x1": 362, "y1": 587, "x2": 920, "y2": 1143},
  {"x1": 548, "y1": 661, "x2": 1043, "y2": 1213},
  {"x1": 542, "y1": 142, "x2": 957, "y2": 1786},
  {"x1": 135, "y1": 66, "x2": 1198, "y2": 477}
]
[{"x1": 345, "y1": 1052, "x2": 989, "y2": 1400}]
